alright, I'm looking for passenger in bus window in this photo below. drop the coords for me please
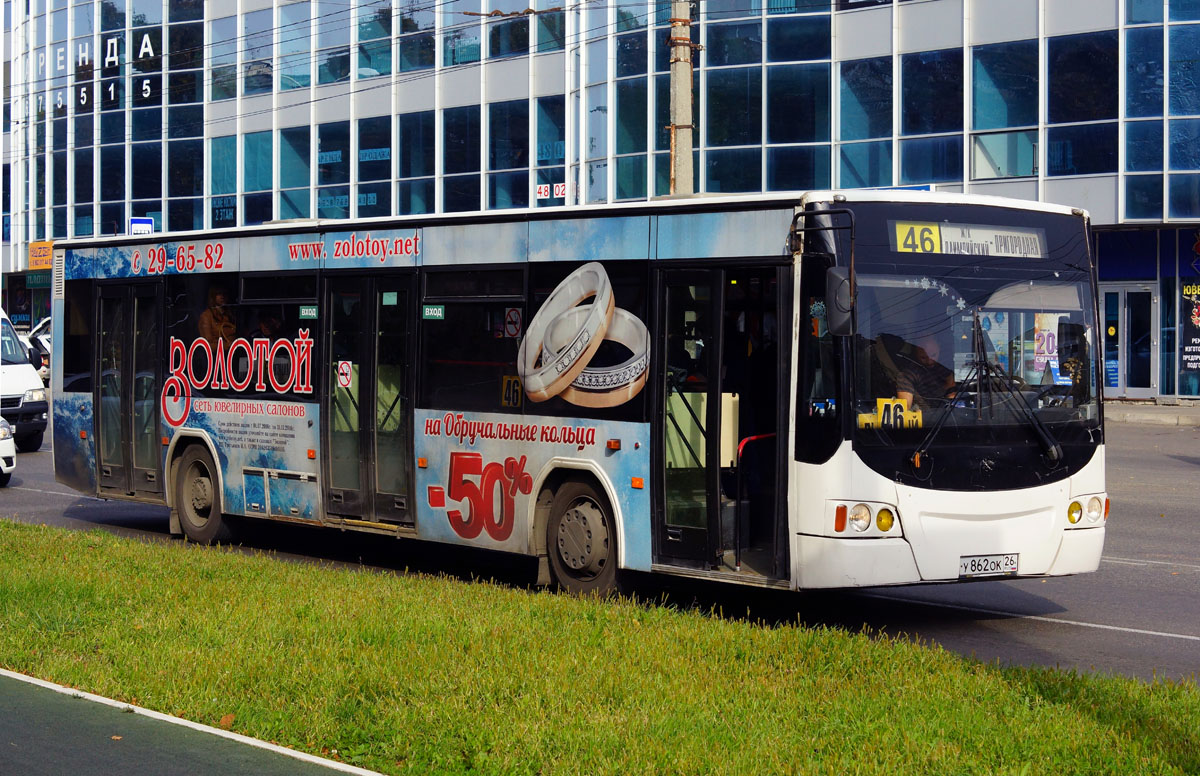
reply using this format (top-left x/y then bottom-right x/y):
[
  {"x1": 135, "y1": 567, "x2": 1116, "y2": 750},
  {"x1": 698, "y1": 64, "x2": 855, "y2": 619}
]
[
  {"x1": 896, "y1": 334, "x2": 955, "y2": 411},
  {"x1": 198, "y1": 285, "x2": 236, "y2": 350}
]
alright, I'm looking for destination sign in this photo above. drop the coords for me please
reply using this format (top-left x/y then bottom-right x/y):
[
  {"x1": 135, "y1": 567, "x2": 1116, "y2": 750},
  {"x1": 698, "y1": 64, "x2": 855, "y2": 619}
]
[{"x1": 892, "y1": 221, "x2": 1047, "y2": 259}]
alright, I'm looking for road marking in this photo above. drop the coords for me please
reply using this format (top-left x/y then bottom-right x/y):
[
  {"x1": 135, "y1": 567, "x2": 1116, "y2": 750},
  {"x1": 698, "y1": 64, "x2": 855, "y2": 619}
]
[
  {"x1": 11, "y1": 485, "x2": 103, "y2": 501},
  {"x1": 1102, "y1": 555, "x2": 1200, "y2": 571},
  {"x1": 860, "y1": 593, "x2": 1200, "y2": 642},
  {"x1": 0, "y1": 668, "x2": 385, "y2": 775}
]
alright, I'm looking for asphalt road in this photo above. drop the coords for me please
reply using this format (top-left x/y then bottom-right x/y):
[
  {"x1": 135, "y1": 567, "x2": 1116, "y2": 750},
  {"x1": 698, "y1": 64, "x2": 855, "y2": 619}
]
[{"x1": 1, "y1": 423, "x2": 1197, "y2": 684}]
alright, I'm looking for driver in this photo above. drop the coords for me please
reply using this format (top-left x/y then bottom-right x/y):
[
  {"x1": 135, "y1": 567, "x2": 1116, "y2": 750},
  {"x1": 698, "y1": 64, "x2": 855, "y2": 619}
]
[{"x1": 897, "y1": 334, "x2": 955, "y2": 411}]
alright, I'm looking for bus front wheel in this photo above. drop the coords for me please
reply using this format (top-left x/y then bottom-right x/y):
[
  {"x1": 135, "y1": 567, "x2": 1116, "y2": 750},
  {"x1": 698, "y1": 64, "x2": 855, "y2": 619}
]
[
  {"x1": 547, "y1": 480, "x2": 618, "y2": 595},
  {"x1": 175, "y1": 445, "x2": 232, "y2": 545}
]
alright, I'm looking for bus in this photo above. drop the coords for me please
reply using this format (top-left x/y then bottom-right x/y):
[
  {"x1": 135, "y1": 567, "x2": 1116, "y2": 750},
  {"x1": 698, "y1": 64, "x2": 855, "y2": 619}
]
[{"x1": 50, "y1": 190, "x2": 1107, "y2": 593}]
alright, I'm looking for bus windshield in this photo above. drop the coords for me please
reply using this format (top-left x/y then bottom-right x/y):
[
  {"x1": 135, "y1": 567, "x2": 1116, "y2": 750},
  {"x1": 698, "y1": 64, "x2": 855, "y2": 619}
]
[{"x1": 845, "y1": 202, "x2": 1100, "y2": 489}]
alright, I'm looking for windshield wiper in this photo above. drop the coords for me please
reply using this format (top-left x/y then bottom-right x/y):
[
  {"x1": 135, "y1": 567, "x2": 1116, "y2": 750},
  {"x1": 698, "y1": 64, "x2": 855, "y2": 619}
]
[{"x1": 911, "y1": 311, "x2": 1062, "y2": 475}]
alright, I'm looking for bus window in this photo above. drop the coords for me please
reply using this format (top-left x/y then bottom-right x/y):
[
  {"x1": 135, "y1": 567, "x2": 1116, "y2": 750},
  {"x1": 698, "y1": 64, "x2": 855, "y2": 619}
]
[{"x1": 62, "y1": 279, "x2": 94, "y2": 392}]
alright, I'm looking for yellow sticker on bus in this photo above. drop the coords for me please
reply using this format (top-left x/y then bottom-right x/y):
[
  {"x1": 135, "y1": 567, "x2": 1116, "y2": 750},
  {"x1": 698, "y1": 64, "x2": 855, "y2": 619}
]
[
  {"x1": 857, "y1": 397, "x2": 923, "y2": 430},
  {"x1": 894, "y1": 222, "x2": 942, "y2": 255}
]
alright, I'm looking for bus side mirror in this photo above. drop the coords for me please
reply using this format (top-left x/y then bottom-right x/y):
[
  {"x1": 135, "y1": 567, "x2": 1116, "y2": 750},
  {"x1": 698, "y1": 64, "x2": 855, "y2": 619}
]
[{"x1": 825, "y1": 266, "x2": 853, "y2": 336}]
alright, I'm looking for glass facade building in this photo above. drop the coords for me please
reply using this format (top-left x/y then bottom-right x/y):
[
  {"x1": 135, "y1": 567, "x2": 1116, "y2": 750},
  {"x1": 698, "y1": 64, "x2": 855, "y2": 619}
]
[{"x1": 3, "y1": 0, "x2": 1200, "y2": 398}]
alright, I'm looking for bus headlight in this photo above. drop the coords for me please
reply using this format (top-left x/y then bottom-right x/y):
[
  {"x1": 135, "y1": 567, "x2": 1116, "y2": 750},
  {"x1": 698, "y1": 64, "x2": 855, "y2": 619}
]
[
  {"x1": 849, "y1": 504, "x2": 872, "y2": 533},
  {"x1": 1085, "y1": 497, "x2": 1103, "y2": 524},
  {"x1": 1067, "y1": 501, "x2": 1083, "y2": 524},
  {"x1": 876, "y1": 508, "x2": 895, "y2": 532}
]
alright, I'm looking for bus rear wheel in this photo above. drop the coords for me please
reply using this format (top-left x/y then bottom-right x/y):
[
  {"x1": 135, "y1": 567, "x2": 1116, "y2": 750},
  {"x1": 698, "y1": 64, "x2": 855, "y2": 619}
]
[
  {"x1": 175, "y1": 445, "x2": 233, "y2": 545},
  {"x1": 547, "y1": 480, "x2": 618, "y2": 595}
]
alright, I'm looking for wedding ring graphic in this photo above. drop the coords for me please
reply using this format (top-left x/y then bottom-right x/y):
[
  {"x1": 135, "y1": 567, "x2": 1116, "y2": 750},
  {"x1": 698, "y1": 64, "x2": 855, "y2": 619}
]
[
  {"x1": 544, "y1": 306, "x2": 650, "y2": 408},
  {"x1": 517, "y1": 262, "x2": 615, "y2": 402}
]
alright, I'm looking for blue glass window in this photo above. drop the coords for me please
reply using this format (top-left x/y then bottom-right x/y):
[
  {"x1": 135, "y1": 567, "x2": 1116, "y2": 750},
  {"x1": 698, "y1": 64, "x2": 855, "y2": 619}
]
[
  {"x1": 707, "y1": 148, "x2": 760, "y2": 191},
  {"x1": 1170, "y1": 0, "x2": 1200, "y2": 20},
  {"x1": 1170, "y1": 25, "x2": 1200, "y2": 115},
  {"x1": 168, "y1": 199, "x2": 202, "y2": 232},
  {"x1": 444, "y1": 106, "x2": 481, "y2": 175},
  {"x1": 489, "y1": 171, "x2": 529, "y2": 208},
  {"x1": 537, "y1": 96, "x2": 565, "y2": 167},
  {"x1": 211, "y1": 136, "x2": 235, "y2": 195},
  {"x1": 398, "y1": 111, "x2": 435, "y2": 177},
  {"x1": 840, "y1": 140, "x2": 891, "y2": 188},
  {"x1": 358, "y1": 116, "x2": 391, "y2": 181},
  {"x1": 1170, "y1": 119, "x2": 1200, "y2": 170},
  {"x1": 280, "y1": 189, "x2": 310, "y2": 219},
  {"x1": 617, "y1": 0, "x2": 650, "y2": 30},
  {"x1": 537, "y1": 8, "x2": 565, "y2": 52},
  {"x1": 317, "y1": 185, "x2": 350, "y2": 219},
  {"x1": 616, "y1": 155, "x2": 647, "y2": 199},
  {"x1": 489, "y1": 100, "x2": 529, "y2": 170},
  {"x1": 318, "y1": 121, "x2": 350, "y2": 184},
  {"x1": 768, "y1": 0, "x2": 830, "y2": 11},
  {"x1": 768, "y1": 63, "x2": 829, "y2": 143},
  {"x1": 280, "y1": 127, "x2": 311, "y2": 189},
  {"x1": 971, "y1": 130, "x2": 1036, "y2": 179},
  {"x1": 210, "y1": 196, "x2": 235, "y2": 229},
  {"x1": 359, "y1": 39, "x2": 393, "y2": 77},
  {"x1": 1127, "y1": 0, "x2": 1162, "y2": 22},
  {"x1": 489, "y1": 18, "x2": 529, "y2": 59},
  {"x1": 1127, "y1": 27, "x2": 1164, "y2": 118},
  {"x1": 399, "y1": 34, "x2": 435, "y2": 72},
  {"x1": 398, "y1": 179, "x2": 435, "y2": 215},
  {"x1": 899, "y1": 135, "x2": 963, "y2": 184},
  {"x1": 1126, "y1": 120, "x2": 1163, "y2": 172},
  {"x1": 242, "y1": 10, "x2": 273, "y2": 96},
  {"x1": 1126, "y1": 175, "x2": 1163, "y2": 219},
  {"x1": 707, "y1": 67, "x2": 762, "y2": 146},
  {"x1": 358, "y1": 181, "x2": 391, "y2": 217},
  {"x1": 444, "y1": 174, "x2": 481, "y2": 212},
  {"x1": 167, "y1": 139, "x2": 202, "y2": 198},
  {"x1": 767, "y1": 15, "x2": 829, "y2": 62},
  {"x1": 972, "y1": 40, "x2": 1037, "y2": 130},
  {"x1": 444, "y1": 26, "x2": 482, "y2": 66},
  {"x1": 707, "y1": 0, "x2": 762, "y2": 21},
  {"x1": 840, "y1": 57, "x2": 890, "y2": 141},
  {"x1": 1047, "y1": 31, "x2": 1118, "y2": 124},
  {"x1": 244, "y1": 192, "x2": 272, "y2": 225},
  {"x1": 168, "y1": 23, "x2": 203, "y2": 71},
  {"x1": 536, "y1": 167, "x2": 566, "y2": 207},
  {"x1": 243, "y1": 131, "x2": 272, "y2": 192},
  {"x1": 767, "y1": 145, "x2": 830, "y2": 190},
  {"x1": 74, "y1": 148, "x2": 93, "y2": 202},
  {"x1": 707, "y1": 22, "x2": 761, "y2": 67},
  {"x1": 280, "y1": 2, "x2": 311, "y2": 89},
  {"x1": 100, "y1": 145, "x2": 125, "y2": 200},
  {"x1": 587, "y1": 85, "x2": 608, "y2": 159},
  {"x1": 616, "y1": 32, "x2": 648, "y2": 76},
  {"x1": 1046, "y1": 123, "x2": 1117, "y2": 176},
  {"x1": 902, "y1": 49, "x2": 962, "y2": 135},
  {"x1": 616, "y1": 79, "x2": 647, "y2": 155},
  {"x1": 1169, "y1": 174, "x2": 1200, "y2": 217}
]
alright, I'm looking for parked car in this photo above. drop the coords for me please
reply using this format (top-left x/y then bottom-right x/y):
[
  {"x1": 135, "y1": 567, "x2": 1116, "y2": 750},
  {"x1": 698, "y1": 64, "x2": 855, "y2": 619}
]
[
  {"x1": 18, "y1": 317, "x2": 51, "y2": 384},
  {"x1": 0, "y1": 417, "x2": 15, "y2": 486},
  {"x1": 1, "y1": 308, "x2": 48, "y2": 453}
]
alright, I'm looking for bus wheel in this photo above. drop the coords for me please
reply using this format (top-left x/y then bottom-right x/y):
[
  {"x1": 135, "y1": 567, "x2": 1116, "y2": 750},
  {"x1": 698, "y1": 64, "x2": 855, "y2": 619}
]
[
  {"x1": 175, "y1": 445, "x2": 232, "y2": 545},
  {"x1": 547, "y1": 480, "x2": 617, "y2": 595}
]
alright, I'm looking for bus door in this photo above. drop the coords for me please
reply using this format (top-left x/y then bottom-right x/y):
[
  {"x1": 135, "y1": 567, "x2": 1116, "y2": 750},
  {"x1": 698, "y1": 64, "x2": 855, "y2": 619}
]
[
  {"x1": 324, "y1": 275, "x2": 415, "y2": 526},
  {"x1": 655, "y1": 267, "x2": 786, "y2": 577},
  {"x1": 96, "y1": 283, "x2": 164, "y2": 496}
]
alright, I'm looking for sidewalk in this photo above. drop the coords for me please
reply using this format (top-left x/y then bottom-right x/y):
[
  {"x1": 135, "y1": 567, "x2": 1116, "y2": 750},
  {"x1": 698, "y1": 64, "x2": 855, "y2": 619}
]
[
  {"x1": 1105, "y1": 400, "x2": 1200, "y2": 427},
  {"x1": 0, "y1": 670, "x2": 382, "y2": 776}
]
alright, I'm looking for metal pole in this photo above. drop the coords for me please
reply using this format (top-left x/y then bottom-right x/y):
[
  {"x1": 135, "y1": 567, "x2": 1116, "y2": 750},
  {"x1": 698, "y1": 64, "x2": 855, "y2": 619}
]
[{"x1": 668, "y1": 0, "x2": 693, "y2": 196}]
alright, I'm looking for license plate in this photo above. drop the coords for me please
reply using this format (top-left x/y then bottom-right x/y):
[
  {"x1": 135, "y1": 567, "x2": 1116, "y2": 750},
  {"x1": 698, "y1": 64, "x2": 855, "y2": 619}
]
[{"x1": 959, "y1": 553, "x2": 1018, "y2": 578}]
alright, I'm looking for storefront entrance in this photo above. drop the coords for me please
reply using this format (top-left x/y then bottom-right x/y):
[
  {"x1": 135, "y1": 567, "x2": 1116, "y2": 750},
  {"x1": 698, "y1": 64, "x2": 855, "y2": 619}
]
[{"x1": 1100, "y1": 283, "x2": 1157, "y2": 400}]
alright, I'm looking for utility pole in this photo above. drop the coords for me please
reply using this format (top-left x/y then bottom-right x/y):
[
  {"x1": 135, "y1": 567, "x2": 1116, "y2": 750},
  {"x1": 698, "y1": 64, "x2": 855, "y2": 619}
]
[{"x1": 668, "y1": 0, "x2": 694, "y2": 196}]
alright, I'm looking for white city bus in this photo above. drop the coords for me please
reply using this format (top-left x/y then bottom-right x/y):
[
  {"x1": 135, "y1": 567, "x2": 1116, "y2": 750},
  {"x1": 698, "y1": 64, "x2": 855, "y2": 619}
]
[{"x1": 51, "y1": 190, "x2": 1106, "y2": 593}]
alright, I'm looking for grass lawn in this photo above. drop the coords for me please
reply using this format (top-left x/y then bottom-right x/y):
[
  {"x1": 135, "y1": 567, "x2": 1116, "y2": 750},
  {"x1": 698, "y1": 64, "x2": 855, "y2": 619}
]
[{"x1": 0, "y1": 520, "x2": 1196, "y2": 775}]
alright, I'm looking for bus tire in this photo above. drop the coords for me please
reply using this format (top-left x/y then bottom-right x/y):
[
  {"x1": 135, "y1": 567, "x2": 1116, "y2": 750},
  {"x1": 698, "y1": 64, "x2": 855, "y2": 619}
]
[
  {"x1": 175, "y1": 444, "x2": 233, "y2": 545},
  {"x1": 547, "y1": 480, "x2": 618, "y2": 595}
]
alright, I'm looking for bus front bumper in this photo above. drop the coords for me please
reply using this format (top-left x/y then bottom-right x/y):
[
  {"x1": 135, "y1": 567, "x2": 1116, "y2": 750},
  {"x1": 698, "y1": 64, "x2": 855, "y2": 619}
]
[{"x1": 795, "y1": 526, "x2": 1105, "y2": 590}]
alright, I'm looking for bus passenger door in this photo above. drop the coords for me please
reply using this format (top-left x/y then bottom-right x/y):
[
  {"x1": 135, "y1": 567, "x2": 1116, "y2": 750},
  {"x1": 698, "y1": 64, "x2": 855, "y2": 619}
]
[
  {"x1": 656, "y1": 270, "x2": 722, "y2": 566},
  {"x1": 97, "y1": 283, "x2": 164, "y2": 496},
  {"x1": 324, "y1": 276, "x2": 414, "y2": 525},
  {"x1": 655, "y1": 267, "x2": 787, "y2": 578}
]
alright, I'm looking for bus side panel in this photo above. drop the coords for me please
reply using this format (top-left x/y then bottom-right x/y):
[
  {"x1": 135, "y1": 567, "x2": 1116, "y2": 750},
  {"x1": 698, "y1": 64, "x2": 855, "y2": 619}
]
[
  {"x1": 414, "y1": 409, "x2": 653, "y2": 571},
  {"x1": 165, "y1": 400, "x2": 321, "y2": 520},
  {"x1": 53, "y1": 393, "x2": 97, "y2": 495}
]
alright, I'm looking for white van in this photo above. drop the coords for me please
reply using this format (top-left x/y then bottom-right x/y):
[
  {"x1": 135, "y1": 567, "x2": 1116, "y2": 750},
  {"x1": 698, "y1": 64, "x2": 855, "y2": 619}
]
[{"x1": 1, "y1": 308, "x2": 48, "y2": 452}]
